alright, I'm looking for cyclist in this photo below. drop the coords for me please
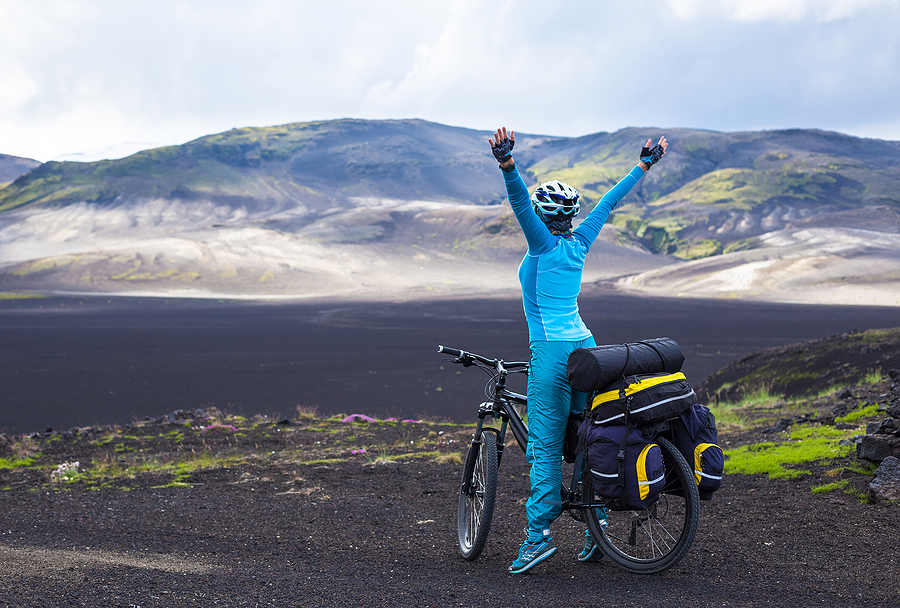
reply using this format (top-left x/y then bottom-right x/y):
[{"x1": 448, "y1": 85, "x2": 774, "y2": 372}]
[{"x1": 487, "y1": 126, "x2": 667, "y2": 574}]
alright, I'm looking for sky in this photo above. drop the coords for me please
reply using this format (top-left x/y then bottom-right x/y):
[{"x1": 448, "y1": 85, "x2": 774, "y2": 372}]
[{"x1": 2, "y1": 0, "x2": 899, "y2": 162}]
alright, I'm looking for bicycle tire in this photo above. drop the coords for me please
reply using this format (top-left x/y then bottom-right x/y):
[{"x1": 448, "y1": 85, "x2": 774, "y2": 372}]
[
  {"x1": 584, "y1": 435, "x2": 699, "y2": 573},
  {"x1": 457, "y1": 430, "x2": 498, "y2": 560}
]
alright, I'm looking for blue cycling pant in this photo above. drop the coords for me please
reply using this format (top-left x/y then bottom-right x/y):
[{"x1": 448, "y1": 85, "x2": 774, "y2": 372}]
[{"x1": 525, "y1": 336, "x2": 596, "y2": 542}]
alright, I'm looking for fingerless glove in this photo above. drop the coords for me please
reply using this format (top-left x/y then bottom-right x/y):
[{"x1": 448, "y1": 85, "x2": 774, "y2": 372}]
[
  {"x1": 640, "y1": 143, "x2": 665, "y2": 169},
  {"x1": 491, "y1": 137, "x2": 515, "y2": 165}
]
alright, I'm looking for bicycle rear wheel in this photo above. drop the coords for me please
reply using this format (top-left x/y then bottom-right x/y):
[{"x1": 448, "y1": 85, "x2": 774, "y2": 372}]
[
  {"x1": 584, "y1": 436, "x2": 699, "y2": 573},
  {"x1": 457, "y1": 430, "x2": 498, "y2": 560}
]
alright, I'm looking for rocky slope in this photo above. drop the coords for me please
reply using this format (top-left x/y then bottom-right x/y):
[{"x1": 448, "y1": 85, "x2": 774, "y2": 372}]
[{"x1": 698, "y1": 327, "x2": 900, "y2": 402}]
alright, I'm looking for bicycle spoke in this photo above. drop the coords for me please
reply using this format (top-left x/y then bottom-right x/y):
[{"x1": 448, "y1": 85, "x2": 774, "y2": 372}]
[
  {"x1": 585, "y1": 437, "x2": 700, "y2": 572},
  {"x1": 457, "y1": 430, "x2": 498, "y2": 560},
  {"x1": 638, "y1": 517, "x2": 670, "y2": 557}
]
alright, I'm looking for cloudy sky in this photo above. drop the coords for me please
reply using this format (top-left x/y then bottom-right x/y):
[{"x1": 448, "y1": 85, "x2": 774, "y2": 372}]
[{"x1": 2, "y1": 0, "x2": 898, "y2": 162}]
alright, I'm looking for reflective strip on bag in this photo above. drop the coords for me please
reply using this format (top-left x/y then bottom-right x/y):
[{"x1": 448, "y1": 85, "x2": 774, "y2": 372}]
[
  {"x1": 593, "y1": 412, "x2": 626, "y2": 425},
  {"x1": 636, "y1": 444, "x2": 661, "y2": 500},
  {"x1": 694, "y1": 443, "x2": 723, "y2": 485},
  {"x1": 590, "y1": 469, "x2": 619, "y2": 479},
  {"x1": 591, "y1": 372, "x2": 689, "y2": 411},
  {"x1": 628, "y1": 389, "x2": 695, "y2": 415}
]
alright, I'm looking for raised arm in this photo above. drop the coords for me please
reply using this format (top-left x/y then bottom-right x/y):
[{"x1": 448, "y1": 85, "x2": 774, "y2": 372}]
[
  {"x1": 488, "y1": 127, "x2": 556, "y2": 254},
  {"x1": 574, "y1": 136, "x2": 668, "y2": 247}
]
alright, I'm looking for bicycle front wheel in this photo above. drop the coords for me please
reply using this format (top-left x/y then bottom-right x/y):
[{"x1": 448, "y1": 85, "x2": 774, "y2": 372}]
[
  {"x1": 457, "y1": 430, "x2": 498, "y2": 560},
  {"x1": 584, "y1": 436, "x2": 700, "y2": 573}
]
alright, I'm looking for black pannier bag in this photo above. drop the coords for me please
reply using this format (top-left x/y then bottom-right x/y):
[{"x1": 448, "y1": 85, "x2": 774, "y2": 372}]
[
  {"x1": 584, "y1": 421, "x2": 665, "y2": 510},
  {"x1": 670, "y1": 403, "x2": 724, "y2": 500},
  {"x1": 590, "y1": 372, "x2": 695, "y2": 426},
  {"x1": 567, "y1": 338, "x2": 685, "y2": 394},
  {"x1": 563, "y1": 410, "x2": 585, "y2": 463}
]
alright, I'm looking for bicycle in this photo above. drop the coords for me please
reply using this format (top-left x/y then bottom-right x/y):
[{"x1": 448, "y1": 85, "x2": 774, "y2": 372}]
[{"x1": 437, "y1": 344, "x2": 700, "y2": 574}]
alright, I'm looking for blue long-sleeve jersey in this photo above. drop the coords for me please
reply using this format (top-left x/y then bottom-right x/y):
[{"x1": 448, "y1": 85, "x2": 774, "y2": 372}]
[{"x1": 503, "y1": 164, "x2": 645, "y2": 341}]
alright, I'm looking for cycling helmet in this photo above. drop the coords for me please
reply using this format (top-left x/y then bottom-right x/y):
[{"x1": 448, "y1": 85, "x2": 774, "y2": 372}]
[{"x1": 531, "y1": 180, "x2": 580, "y2": 222}]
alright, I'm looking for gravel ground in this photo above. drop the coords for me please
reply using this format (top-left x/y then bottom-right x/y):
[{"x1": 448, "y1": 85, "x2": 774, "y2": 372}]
[{"x1": 1, "y1": 416, "x2": 898, "y2": 608}]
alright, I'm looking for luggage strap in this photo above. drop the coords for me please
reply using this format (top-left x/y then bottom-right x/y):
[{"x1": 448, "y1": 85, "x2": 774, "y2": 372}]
[
  {"x1": 616, "y1": 423, "x2": 634, "y2": 494},
  {"x1": 615, "y1": 340, "x2": 667, "y2": 399},
  {"x1": 570, "y1": 418, "x2": 589, "y2": 497}
]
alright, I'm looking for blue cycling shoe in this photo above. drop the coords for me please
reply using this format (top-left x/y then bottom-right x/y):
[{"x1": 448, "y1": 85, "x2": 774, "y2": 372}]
[
  {"x1": 508, "y1": 537, "x2": 557, "y2": 574},
  {"x1": 578, "y1": 509, "x2": 608, "y2": 562},
  {"x1": 577, "y1": 529, "x2": 600, "y2": 562}
]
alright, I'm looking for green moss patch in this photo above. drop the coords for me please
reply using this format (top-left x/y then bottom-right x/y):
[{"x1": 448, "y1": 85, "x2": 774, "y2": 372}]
[
  {"x1": 811, "y1": 479, "x2": 849, "y2": 494},
  {"x1": 835, "y1": 404, "x2": 881, "y2": 424},
  {"x1": 724, "y1": 424, "x2": 855, "y2": 479},
  {"x1": 0, "y1": 455, "x2": 41, "y2": 469}
]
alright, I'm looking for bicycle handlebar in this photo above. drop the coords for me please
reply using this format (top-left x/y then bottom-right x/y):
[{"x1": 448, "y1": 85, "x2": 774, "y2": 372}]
[
  {"x1": 436, "y1": 345, "x2": 463, "y2": 357},
  {"x1": 437, "y1": 345, "x2": 528, "y2": 370}
]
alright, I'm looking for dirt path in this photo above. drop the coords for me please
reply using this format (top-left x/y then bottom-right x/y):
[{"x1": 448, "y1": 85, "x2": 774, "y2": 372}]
[{"x1": 2, "y1": 443, "x2": 898, "y2": 608}]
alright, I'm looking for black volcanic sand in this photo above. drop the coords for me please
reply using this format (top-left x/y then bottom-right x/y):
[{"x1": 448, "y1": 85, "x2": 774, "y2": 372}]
[
  {"x1": 1, "y1": 412, "x2": 898, "y2": 607},
  {"x1": 3, "y1": 290, "x2": 900, "y2": 434}
]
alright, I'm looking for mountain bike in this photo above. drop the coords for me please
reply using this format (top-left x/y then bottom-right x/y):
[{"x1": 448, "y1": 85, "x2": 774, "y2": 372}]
[{"x1": 438, "y1": 344, "x2": 700, "y2": 574}]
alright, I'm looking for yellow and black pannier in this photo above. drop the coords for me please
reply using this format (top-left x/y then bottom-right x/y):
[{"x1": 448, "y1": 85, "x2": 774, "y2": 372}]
[
  {"x1": 670, "y1": 403, "x2": 724, "y2": 500},
  {"x1": 584, "y1": 421, "x2": 665, "y2": 510},
  {"x1": 591, "y1": 372, "x2": 695, "y2": 427}
]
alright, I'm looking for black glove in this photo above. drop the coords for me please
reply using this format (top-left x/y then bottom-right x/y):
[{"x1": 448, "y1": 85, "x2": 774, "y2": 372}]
[
  {"x1": 491, "y1": 137, "x2": 515, "y2": 164},
  {"x1": 640, "y1": 143, "x2": 665, "y2": 169}
]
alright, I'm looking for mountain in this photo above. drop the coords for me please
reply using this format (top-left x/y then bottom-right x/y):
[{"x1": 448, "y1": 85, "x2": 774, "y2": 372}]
[
  {"x1": 0, "y1": 153, "x2": 41, "y2": 187},
  {"x1": 0, "y1": 120, "x2": 505, "y2": 214},
  {"x1": 1, "y1": 119, "x2": 899, "y2": 301}
]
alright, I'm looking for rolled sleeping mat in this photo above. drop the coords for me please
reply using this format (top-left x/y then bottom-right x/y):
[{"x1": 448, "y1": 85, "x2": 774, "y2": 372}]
[{"x1": 567, "y1": 337, "x2": 685, "y2": 393}]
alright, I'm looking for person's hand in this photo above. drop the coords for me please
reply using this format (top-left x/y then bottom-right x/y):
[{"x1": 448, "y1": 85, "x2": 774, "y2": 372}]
[
  {"x1": 489, "y1": 127, "x2": 515, "y2": 167},
  {"x1": 639, "y1": 135, "x2": 667, "y2": 171}
]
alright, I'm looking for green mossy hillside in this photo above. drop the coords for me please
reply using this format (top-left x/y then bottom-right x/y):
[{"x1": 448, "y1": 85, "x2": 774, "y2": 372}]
[{"x1": 2, "y1": 122, "x2": 899, "y2": 264}]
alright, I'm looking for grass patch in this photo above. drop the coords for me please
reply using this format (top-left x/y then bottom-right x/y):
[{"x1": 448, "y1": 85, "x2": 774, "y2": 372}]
[
  {"x1": 810, "y1": 385, "x2": 842, "y2": 400},
  {"x1": 811, "y1": 479, "x2": 849, "y2": 494},
  {"x1": 724, "y1": 424, "x2": 855, "y2": 479},
  {"x1": 835, "y1": 404, "x2": 881, "y2": 424},
  {"x1": 150, "y1": 480, "x2": 192, "y2": 489},
  {"x1": 731, "y1": 389, "x2": 779, "y2": 408},
  {"x1": 362, "y1": 450, "x2": 462, "y2": 465},
  {"x1": 844, "y1": 486, "x2": 870, "y2": 502},
  {"x1": 294, "y1": 458, "x2": 347, "y2": 466},
  {"x1": 0, "y1": 455, "x2": 41, "y2": 469},
  {"x1": 707, "y1": 404, "x2": 750, "y2": 430},
  {"x1": 73, "y1": 452, "x2": 247, "y2": 488},
  {"x1": 848, "y1": 462, "x2": 877, "y2": 475},
  {"x1": 432, "y1": 452, "x2": 463, "y2": 465},
  {"x1": 0, "y1": 292, "x2": 45, "y2": 300},
  {"x1": 863, "y1": 367, "x2": 883, "y2": 384},
  {"x1": 295, "y1": 405, "x2": 318, "y2": 420},
  {"x1": 707, "y1": 389, "x2": 781, "y2": 430},
  {"x1": 91, "y1": 434, "x2": 117, "y2": 447}
]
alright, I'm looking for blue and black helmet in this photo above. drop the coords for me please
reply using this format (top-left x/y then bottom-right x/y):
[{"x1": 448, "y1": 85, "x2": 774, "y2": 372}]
[{"x1": 531, "y1": 180, "x2": 580, "y2": 222}]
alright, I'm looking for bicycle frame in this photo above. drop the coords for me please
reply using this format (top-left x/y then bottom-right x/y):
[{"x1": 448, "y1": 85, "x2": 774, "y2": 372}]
[
  {"x1": 440, "y1": 346, "x2": 602, "y2": 513},
  {"x1": 442, "y1": 343, "x2": 701, "y2": 571},
  {"x1": 471, "y1": 366, "x2": 529, "y2": 468}
]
